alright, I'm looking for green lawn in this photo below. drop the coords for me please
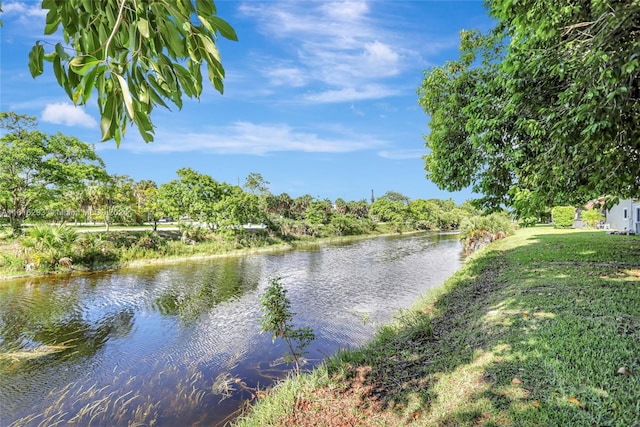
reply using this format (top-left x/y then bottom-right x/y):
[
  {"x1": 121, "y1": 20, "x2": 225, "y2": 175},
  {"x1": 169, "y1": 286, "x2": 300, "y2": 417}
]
[{"x1": 235, "y1": 226, "x2": 640, "y2": 426}]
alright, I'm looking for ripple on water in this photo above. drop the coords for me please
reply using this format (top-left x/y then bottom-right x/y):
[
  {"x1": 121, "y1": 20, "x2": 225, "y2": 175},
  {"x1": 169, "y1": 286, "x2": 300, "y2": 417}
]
[{"x1": 1, "y1": 232, "x2": 462, "y2": 426}]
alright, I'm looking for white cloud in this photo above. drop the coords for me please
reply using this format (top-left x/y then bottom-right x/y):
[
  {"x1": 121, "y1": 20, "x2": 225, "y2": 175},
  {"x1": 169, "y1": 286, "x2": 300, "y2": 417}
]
[
  {"x1": 238, "y1": 1, "x2": 426, "y2": 103},
  {"x1": 103, "y1": 121, "x2": 387, "y2": 155},
  {"x1": 41, "y1": 103, "x2": 98, "y2": 128},
  {"x1": 1, "y1": 1, "x2": 47, "y2": 33},
  {"x1": 303, "y1": 84, "x2": 398, "y2": 103},
  {"x1": 1, "y1": 1, "x2": 47, "y2": 17},
  {"x1": 0, "y1": 4, "x2": 46, "y2": 45},
  {"x1": 378, "y1": 149, "x2": 425, "y2": 160},
  {"x1": 362, "y1": 41, "x2": 401, "y2": 76},
  {"x1": 266, "y1": 66, "x2": 308, "y2": 87},
  {"x1": 319, "y1": 1, "x2": 369, "y2": 21}
]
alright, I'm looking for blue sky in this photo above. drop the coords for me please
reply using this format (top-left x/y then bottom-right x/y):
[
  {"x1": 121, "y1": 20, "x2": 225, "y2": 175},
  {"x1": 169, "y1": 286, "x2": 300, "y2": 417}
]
[{"x1": 1, "y1": 1, "x2": 492, "y2": 203}]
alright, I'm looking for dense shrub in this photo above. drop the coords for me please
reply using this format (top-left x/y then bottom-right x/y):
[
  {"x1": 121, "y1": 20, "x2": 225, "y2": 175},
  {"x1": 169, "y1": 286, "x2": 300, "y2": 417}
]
[
  {"x1": 460, "y1": 212, "x2": 514, "y2": 253},
  {"x1": 0, "y1": 253, "x2": 25, "y2": 271},
  {"x1": 276, "y1": 219, "x2": 320, "y2": 238},
  {"x1": 518, "y1": 217, "x2": 538, "y2": 228},
  {"x1": 178, "y1": 222, "x2": 208, "y2": 243},
  {"x1": 74, "y1": 232, "x2": 118, "y2": 266},
  {"x1": 329, "y1": 214, "x2": 369, "y2": 236},
  {"x1": 136, "y1": 230, "x2": 166, "y2": 250},
  {"x1": 551, "y1": 206, "x2": 575, "y2": 228},
  {"x1": 21, "y1": 224, "x2": 78, "y2": 269}
]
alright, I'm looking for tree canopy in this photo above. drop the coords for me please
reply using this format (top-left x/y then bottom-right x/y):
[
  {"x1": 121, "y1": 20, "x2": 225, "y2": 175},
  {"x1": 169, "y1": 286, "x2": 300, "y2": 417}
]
[
  {"x1": 158, "y1": 168, "x2": 263, "y2": 231},
  {"x1": 418, "y1": 0, "x2": 640, "y2": 214},
  {"x1": 0, "y1": 112, "x2": 107, "y2": 233},
  {"x1": 0, "y1": 0, "x2": 237, "y2": 145}
]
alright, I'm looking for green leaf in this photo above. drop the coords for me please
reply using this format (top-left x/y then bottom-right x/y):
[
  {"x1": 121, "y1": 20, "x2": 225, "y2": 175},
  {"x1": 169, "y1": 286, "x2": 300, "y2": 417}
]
[
  {"x1": 137, "y1": 18, "x2": 150, "y2": 38},
  {"x1": 28, "y1": 43, "x2": 45, "y2": 77},
  {"x1": 81, "y1": 0, "x2": 94, "y2": 14},
  {"x1": 114, "y1": 73, "x2": 134, "y2": 119},
  {"x1": 98, "y1": 22, "x2": 108, "y2": 48},
  {"x1": 148, "y1": 73, "x2": 171, "y2": 98},
  {"x1": 137, "y1": 82, "x2": 150, "y2": 106},
  {"x1": 44, "y1": 7, "x2": 60, "y2": 34},
  {"x1": 160, "y1": 19, "x2": 186, "y2": 57},
  {"x1": 69, "y1": 56, "x2": 102, "y2": 75},
  {"x1": 174, "y1": 64, "x2": 196, "y2": 98},
  {"x1": 197, "y1": 15, "x2": 214, "y2": 34},
  {"x1": 197, "y1": 33, "x2": 221, "y2": 63},
  {"x1": 622, "y1": 59, "x2": 638, "y2": 75},
  {"x1": 100, "y1": 94, "x2": 116, "y2": 142},
  {"x1": 209, "y1": 16, "x2": 238, "y2": 41},
  {"x1": 134, "y1": 108, "x2": 155, "y2": 142},
  {"x1": 147, "y1": 84, "x2": 171, "y2": 110},
  {"x1": 195, "y1": 0, "x2": 214, "y2": 16},
  {"x1": 79, "y1": 65, "x2": 101, "y2": 104},
  {"x1": 52, "y1": 55, "x2": 66, "y2": 87},
  {"x1": 54, "y1": 43, "x2": 69, "y2": 61}
]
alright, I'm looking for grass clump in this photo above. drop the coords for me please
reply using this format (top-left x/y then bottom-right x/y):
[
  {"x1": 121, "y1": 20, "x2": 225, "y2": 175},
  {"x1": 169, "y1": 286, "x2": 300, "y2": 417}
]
[{"x1": 235, "y1": 226, "x2": 640, "y2": 426}]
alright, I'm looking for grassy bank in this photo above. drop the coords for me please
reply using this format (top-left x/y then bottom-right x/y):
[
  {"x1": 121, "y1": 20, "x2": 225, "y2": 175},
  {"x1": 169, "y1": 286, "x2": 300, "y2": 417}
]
[
  {"x1": 0, "y1": 222, "x2": 413, "y2": 281},
  {"x1": 235, "y1": 226, "x2": 640, "y2": 426}
]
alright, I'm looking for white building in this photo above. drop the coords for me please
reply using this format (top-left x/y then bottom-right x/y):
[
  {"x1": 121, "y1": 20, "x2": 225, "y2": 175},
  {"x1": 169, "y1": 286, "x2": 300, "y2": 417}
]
[{"x1": 606, "y1": 199, "x2": 640, "y2": 233}]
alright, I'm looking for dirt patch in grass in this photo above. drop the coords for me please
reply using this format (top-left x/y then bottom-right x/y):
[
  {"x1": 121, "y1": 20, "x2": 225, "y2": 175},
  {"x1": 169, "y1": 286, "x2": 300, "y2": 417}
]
[
  {"x1": 282, "y1": 367, "x2": 395, "y2": 427},
  {"x1": 274, "y1": 260, "x2": 511, "y2": 427}
]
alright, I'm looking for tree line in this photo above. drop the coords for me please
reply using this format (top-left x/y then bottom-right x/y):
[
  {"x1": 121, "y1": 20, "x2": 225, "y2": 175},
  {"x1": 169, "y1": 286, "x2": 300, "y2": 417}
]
[{"x1": 0, "y1": 112, "x2": 480, "y2": 237}]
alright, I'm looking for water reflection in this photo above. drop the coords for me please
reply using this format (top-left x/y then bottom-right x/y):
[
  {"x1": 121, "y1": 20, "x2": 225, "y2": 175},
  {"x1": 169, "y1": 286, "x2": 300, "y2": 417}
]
[
  {"x1": 0, "y1": 232, "x2": 461, "y2": 426},
  {"x1": 151, "y1": 257, "x2": 261, "y2": 322}
]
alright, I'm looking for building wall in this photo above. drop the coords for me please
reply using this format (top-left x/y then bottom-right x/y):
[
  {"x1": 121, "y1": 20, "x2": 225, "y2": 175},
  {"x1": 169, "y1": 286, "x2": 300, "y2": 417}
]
[{"x1": 606, "y1": 199, "x2": 639, "y2": 232}]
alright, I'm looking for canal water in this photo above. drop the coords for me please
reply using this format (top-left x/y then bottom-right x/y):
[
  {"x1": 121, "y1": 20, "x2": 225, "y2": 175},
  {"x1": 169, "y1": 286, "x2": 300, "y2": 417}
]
[{"x1": 0, "y1": 232, "x2": 462, "y2": 426}]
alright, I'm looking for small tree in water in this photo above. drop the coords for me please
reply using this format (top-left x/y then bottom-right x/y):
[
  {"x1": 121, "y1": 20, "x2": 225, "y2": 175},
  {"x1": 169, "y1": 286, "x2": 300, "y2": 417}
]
[{"x1": 259, "y1": 277, "x2": 315, "y2": 375}]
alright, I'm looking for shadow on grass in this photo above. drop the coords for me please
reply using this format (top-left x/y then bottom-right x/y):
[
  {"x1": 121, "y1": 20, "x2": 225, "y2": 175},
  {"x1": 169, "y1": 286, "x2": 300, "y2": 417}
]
[{"x1": 317, "y1": 229, "x2": 640, "y2": 426}]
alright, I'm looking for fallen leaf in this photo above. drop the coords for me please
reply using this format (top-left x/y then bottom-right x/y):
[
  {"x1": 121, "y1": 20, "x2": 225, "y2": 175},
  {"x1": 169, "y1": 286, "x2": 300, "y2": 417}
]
[
  {"x1": 523, "y1": 312, "x2": 529, "y2": 317},
  {"x1": 568, "y1": 397, "x2": 584, "y2": 408},
  {"x1": 616, "y1": 367, "x2": 632, "y2": 376},
  {"x1": 533, "y1": 401, "x2": 540, "y2": 407},
  {"x1": 512, "y1": 378, "x2": 523, "y2": 385}
]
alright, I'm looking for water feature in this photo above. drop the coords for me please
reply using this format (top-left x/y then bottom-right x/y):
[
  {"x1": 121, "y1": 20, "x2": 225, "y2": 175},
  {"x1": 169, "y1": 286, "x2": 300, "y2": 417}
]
[{"x1": 0, "y1": 232, "x2": 462, "y2": 426}]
